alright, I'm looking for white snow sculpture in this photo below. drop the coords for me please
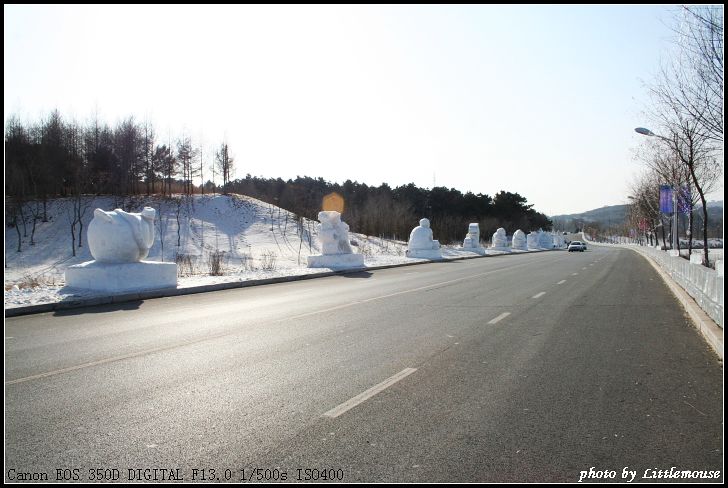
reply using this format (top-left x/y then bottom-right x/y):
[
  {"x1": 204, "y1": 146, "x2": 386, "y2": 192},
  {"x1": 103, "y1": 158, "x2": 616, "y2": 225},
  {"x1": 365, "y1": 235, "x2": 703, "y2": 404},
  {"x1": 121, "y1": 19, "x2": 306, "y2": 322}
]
[
  {"x1": 491, "y1": 227, "x2": 509, "y2": 250},
  {"x1": 65, "y1": 207, "x2": 177, "y2": 292},
  {"x1": 463, "y1": 223, "x2": 479, "y2": 248},
  {"x1": 553, "y1": 233, "x2": 565, "y2": 248},
  {"x1": 88, "y1": 207, "x2": 156, "y2": 262},
  {"x1": 527, "y1": 231, "x2": 540, "y2": 250},
  {"x1": 512, "y1": 229, "x2": 527, "y2": 251},
  {"x1": 462, "y1": 223, "x2": 486, "y2": 254},
  {"x1": 539, "y1": 231, "x2": 553, "y2": 249},
  {"x1": 307, "y1": 211, "x2": 364, "y2": 268},
  {"x1": 406, "y1": 218, "x2": 442, "y2": 259}
]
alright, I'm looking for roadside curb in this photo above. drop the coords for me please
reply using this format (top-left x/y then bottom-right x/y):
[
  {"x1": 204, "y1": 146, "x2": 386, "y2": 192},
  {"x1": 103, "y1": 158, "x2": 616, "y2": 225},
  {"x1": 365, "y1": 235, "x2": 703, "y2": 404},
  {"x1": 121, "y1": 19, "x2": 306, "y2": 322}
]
[
  {"x1": 582, "y1": 238, "x2": 723, "y2": 360},
  {"x1": 5, "y1": 249, "x2": 556, "y2": 318}
]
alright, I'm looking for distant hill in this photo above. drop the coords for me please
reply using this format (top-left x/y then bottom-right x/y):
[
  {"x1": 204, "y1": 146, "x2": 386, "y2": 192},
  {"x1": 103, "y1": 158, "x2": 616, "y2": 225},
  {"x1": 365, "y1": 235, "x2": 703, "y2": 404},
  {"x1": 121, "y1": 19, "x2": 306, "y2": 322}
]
[
  {"x1": 550, "y1": 205, "x2": 630, "y2": 232},
  {"x1": 551, "y1": 202, "x2": 723, "y2": 236}
]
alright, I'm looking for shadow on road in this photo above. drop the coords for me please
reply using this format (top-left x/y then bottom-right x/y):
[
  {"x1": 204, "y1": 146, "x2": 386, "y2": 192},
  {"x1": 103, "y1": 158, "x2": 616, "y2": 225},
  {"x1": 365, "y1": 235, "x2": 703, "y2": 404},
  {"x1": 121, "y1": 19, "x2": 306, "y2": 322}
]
[
  {"x1": 431, "y1": 259, "x2": 466, "y2": 264},
  {"x1": 53, "y1": 300, "x2": 143, "y2": 316},
  {"x1": 340, "y1": 271, "x2": 373, "y2": 279}
]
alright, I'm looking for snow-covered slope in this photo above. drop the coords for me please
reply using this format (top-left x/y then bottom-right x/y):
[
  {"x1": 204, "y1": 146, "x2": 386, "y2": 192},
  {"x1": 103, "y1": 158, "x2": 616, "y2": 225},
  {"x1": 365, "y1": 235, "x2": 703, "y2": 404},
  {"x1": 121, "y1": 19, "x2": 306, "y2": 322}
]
[
  {"x1": 4, "y1": 194, "x2": 423, "y2": 306},
  {"x1": 5, "y1": 193, "x2": 548, "y2": 308}
]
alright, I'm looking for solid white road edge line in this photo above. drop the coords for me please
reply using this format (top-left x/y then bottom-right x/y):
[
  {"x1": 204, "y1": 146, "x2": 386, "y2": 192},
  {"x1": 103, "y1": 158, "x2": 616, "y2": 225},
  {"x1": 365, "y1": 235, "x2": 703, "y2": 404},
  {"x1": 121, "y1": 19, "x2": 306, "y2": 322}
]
[{"x1": 323, "y1": 368, "x2": 418, "y2": 418}]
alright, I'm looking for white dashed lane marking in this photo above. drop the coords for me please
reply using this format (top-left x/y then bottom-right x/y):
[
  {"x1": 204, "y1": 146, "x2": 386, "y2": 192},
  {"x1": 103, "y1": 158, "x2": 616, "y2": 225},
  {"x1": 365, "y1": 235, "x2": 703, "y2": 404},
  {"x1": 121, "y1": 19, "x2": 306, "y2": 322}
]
[
  {"x1": 323, "y1": 368, "x2": 417, "y2": 418},
  {"x1": 487, "y1": 312, "x2": 511, "y2": 324}
]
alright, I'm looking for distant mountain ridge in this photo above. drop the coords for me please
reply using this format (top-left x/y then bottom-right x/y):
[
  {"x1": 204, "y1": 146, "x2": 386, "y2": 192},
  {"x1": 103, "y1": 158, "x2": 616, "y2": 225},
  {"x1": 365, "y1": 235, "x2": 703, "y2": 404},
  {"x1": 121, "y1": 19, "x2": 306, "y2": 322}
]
[
  {"x1": 550, "y1": 205, "x2": 630, "y2": 231},
  {"x1": 551, "y1": 202, "x2": 723, "y2": 235}
]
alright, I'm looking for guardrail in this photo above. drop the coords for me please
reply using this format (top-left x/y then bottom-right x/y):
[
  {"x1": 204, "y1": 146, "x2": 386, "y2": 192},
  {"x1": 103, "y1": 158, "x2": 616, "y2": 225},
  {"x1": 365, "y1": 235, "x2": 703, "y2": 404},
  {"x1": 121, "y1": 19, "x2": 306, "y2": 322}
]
[{"x1": 582, "y1": 234, "x2": 723, "y2": 329}]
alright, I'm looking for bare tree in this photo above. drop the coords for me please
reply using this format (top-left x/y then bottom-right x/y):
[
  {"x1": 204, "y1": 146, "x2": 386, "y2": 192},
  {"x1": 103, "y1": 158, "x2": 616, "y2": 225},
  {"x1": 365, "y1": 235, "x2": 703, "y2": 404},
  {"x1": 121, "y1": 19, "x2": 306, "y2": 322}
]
[
  {"x1": 175, "y1": 196, "x2": 183, "y2": 247},
  {"x1": 7, "y1": 201, "x2": 22, "y2": 253},
  {"x1": 628, "y1": 170, "x2": 664, "y2": 247},
  {"x1": 633, "y1": 140, "x2": 690, "y2": 250},
  {"x1": 177, "y1": 134, "x2": 198, "y2": 196},
  {"x1": 152, "y1": 144, "x2": 176, "y2": 197},
  {"x1": 215, "y1": 142, "x2": 234, "y2": 194},
  {"x1": 641, "y1": 5, "x2": 723, "y2": 266},
  {"x1": 65, "y1": 199, "x2": 79, "y2": 257},
  {"x1": 642, "y1": 119, "x2": 721, "y2": 264},
  {"x1": 660, "y1": 6, "x2": 723, "y2": 143},
  {"x1": 141, "y1": 120, "x2": 156, "y2": 195},
  {"x1": 199, "y1": 143, "x2": 204, "y2": 196}
]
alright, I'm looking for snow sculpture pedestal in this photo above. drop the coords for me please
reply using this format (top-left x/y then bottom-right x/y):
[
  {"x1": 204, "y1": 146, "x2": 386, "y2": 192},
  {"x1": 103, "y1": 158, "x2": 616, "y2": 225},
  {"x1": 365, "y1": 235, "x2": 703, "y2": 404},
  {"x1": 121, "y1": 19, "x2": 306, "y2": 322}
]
[
  {"x1": 66, "y1": 261, "x2": 177, "y2": 293},
  {"x1": 512, "y1": 229, "x2": 528, "y2": 251},
  {"x1": 65, "y1": 207, "x2": 177, "y2": 292},
  {"x1": 307, "y1": 253, "x2": 365, "y2": 268},
  {"x1": 406, "y1": 247, "x2": 443, "y2": 259},
  {"x1": 307, "y1": 211, "x2": 364, "y2": 268},
  {"x1": 406, "y1": 218, "x2": 442, "y2": 259},
  {"x1": 461, "y1": 223, "x2": 486, "y2": 255}
]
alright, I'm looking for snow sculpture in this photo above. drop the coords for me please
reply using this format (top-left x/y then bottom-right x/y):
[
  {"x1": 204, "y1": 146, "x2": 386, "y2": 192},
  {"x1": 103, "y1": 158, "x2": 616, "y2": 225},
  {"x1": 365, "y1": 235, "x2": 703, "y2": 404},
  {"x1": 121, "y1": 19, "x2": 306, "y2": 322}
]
[
  {"x1": 491, "y1": 227, "x2": 510, "y2": 250},
  {"x1": 65, "y1": 207, "x2": 177, "y2": 292},
  {"x1": 512, "y1": 229, "x2": 527, "y2": 251},
  {"x1": 553, "y1": 233, "x2": 565, "y2": 248},
  {"x1": 88, "y1": 207, "x2": 156, "y2": 262},
  {"x1": 463, "y1": 223, "x2": 479, "y2": 248},
  {"x1": 461, "y1": 223, "x2": 486, "y2": 255},
  {"x1": 539, "y1": 231, "x2": 553, "y2": 249},
  {"x1": 406, "y1": 218, "x2": 442, "y2": 259},
  {"x1": 527, "y1": 231, "x2": 540, "y2": 250},
  {"x1": 307, "y1": 211, "x2": 364, "y2": 268}
]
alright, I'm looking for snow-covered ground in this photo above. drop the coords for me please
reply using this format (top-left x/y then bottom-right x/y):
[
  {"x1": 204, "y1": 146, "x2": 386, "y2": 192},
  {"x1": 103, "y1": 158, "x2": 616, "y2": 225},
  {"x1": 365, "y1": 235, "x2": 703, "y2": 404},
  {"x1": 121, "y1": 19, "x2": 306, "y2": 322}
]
[{"x1": 4, "y1": 194, "x2": 543, "y2": 309}]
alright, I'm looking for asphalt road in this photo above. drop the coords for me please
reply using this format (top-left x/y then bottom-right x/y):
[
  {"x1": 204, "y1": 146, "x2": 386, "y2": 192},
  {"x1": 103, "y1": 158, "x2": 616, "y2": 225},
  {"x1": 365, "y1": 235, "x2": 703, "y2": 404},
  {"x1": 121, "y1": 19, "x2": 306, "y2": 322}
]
[{"x1": 5, "y1": 246, "x2": 723, "y2": 483}]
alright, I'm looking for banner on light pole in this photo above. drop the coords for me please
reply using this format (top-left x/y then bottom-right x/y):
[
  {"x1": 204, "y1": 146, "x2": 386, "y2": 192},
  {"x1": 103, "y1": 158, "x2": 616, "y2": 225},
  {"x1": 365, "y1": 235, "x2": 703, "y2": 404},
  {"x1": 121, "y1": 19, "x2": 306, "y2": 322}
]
[
  {"x1": 678, "y1": 185, "x2": 691, "y2": 215},
  {"x1": 659, "y1": 185, "x2": 673, "y2": 213}
]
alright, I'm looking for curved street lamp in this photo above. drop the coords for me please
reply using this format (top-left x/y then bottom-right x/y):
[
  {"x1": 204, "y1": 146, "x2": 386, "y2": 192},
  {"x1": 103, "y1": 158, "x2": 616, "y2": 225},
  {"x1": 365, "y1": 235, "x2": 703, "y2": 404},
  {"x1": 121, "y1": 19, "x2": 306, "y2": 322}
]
[{"x1": 634, "y1": 127, "x2": 679, "y2": 255}]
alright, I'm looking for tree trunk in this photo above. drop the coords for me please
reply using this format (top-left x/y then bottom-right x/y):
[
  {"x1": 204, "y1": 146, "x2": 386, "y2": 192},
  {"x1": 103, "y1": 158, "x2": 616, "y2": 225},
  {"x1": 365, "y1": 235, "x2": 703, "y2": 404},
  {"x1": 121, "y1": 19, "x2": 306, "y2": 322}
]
[
  {"x1": 30, "y1": 216, "x2": 37, "y2": 246},
  {"x1": 176, "y1": 204, "x2": 182, "y2": 247},
  {"x1": 70, "y1": 222, "x2": 76, "y2": 257},
  {"x1": 78, "y1": 218, "x2": 84, "y2": 248},
  {"x1": 14, "y1": 216, "x2": 22, "y2": 252},
  {"x1": 700, "y1": 197, "x2": 709, "y2": 267},
  {"x1": 687, "y1": 160, "x2": 711, "y2": 267},
  {"x1": 18, "y1": 203, "x2": 28, "y2": 237}
]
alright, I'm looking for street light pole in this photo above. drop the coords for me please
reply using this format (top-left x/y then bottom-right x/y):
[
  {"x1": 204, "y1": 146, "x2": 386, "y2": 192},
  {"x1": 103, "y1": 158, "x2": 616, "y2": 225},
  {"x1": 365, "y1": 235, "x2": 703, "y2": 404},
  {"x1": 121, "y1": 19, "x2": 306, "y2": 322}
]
[{"x1": 634, "y1": 127, "x2": 680, "y2": 255}]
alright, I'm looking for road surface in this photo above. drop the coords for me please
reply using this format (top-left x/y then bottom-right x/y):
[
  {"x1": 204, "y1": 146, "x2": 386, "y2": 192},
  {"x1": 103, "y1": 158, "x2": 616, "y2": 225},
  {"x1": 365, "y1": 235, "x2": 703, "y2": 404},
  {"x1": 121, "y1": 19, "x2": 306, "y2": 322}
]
[{"x1": 5, "y1": 246, "x2": 723, "y2": 482}]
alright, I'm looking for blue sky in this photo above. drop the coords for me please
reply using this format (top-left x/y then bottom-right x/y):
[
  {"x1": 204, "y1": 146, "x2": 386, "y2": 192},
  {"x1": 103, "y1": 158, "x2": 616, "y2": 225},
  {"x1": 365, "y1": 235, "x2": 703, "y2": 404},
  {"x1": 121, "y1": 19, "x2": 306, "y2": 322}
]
[{"x1": 5, "y1": 4, "x2": 704, "y2": 215}]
